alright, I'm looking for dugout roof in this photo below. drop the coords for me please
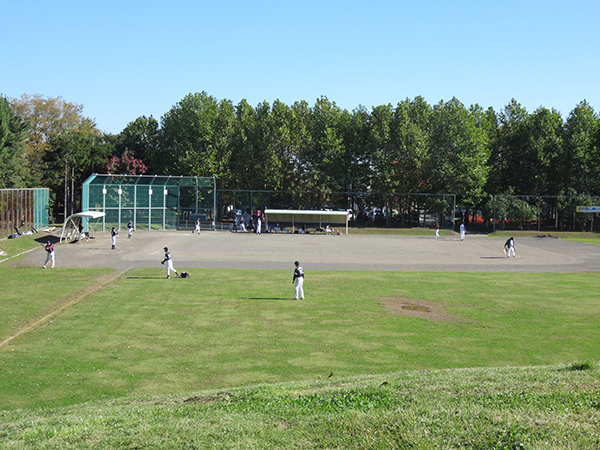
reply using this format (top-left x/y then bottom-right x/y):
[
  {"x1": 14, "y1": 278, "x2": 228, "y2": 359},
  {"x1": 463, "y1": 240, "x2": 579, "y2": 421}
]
[
  {"x1": 60, "y1": 211, "x2": 106, "y2": 243},
  {"x1": 264, "y1": 209, "x2": 349, "y2": 234}
]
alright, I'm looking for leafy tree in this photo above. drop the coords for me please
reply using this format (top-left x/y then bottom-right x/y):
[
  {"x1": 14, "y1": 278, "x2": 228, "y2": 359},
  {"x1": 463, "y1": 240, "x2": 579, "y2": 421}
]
[
  {"x1": 0, "y1": 96, "x2": 30, "y2": 188},
  {"x1": 297, "y1": 96, "x2": 345, "y2": 208},
  {"x1": 227, "y1": 99, "x2": 280, "y2": 190},
  {"x1": 392, "y1": 97, "x2": 432, "y2": 193},
  {"x1": 158, "y1": 92, "x2": 234, "y2": 180},
  {"x1": 369, "y1": 103, "x2": 395, "y2": 194},
  {"x1": 338, "y1": 105, "x2": 372, "y2": 195},
  {"x1": 527, "y1": 106, "x2": 564, "y2": 195},
  {"x1": 47, "y1": 125, "x2": 111, "y2": 218},
  {"x1": 562, "y1": 101, "x2": 600, "y2": 195},
  {"x1": 492, "y1": 190, "x2": 539, "y2": 230},
  {"x1": 264, "y1": 99, "x2": 299, "y2": 194},
  {"x1": 489, "y1": 100, "x2": 531, "y2": 195},
  {"x1": 279, "y1": 100, "x2": 313, "y2": 206},
  {"x1": 115, "y1": 115, "x2": 159, "y2": 173},
  {"x1": 10, "y1": 94, "x2": 92, "y2": 186},
  {"x1": 428, "y1": 98, "x2": 491, "y2": 213},
  {"x1": 105, "y1": 148, "x2": 148, "y2": 175},
  {"x1": 370, "y1": 97, "x2": 434, "y2": 211}
]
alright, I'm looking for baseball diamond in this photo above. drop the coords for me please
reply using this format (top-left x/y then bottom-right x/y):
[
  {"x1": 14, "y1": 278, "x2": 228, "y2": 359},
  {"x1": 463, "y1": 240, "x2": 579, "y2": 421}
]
[{"x1": 9, "y1": 230, "x2": 600, "y2": 273}]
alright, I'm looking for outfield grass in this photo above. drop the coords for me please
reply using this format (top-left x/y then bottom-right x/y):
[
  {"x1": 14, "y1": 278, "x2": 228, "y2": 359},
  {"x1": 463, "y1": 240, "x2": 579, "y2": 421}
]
[
  {"x1": 0, "y1": 232, "x2": 56, "y2": 260},
  {"x1": 0, "y1": 267, "x2": 113, "y2": 344},
  {"x1": 1, "y1": 267, "x2": 599, "y2": 413}
]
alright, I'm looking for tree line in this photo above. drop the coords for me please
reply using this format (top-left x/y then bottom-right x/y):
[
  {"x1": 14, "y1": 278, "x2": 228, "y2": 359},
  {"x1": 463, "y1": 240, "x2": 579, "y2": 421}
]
[{"x1": 1, "y1": 91, "x2": 599, "y2": 222}]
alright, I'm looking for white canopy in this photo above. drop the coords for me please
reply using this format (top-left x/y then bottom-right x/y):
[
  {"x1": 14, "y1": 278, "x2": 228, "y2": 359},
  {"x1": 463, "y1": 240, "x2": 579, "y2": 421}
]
[
  {"x1": 264, "y1": 209, "x2": 349, "y2": 234},
  {"x1": 60, "y1": 211, "x2": 106, "y2": 243}
]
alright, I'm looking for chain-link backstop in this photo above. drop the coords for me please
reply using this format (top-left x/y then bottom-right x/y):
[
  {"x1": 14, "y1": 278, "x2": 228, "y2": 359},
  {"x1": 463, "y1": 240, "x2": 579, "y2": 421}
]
[
  {"x1": 217, "y1": 190, "x2": 456, "y2": 229},
  {"x1": 82, "y1": 174, "x2": 216, "y2": 231}
]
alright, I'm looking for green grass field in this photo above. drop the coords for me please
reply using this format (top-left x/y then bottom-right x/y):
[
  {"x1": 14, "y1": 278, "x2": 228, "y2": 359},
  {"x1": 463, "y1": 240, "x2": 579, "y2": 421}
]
[
  {"x1": 2, "y1": 266, "x2": 599, "y2": 411},
  {"x1": 2, "y1": 234, "x2": 600, "y2": 448}
]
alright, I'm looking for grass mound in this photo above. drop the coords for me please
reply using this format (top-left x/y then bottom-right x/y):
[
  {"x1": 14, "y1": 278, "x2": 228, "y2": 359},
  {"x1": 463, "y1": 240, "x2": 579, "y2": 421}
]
[{"x1": 1, "y1": 364, "x2": 599, "y2": 449}]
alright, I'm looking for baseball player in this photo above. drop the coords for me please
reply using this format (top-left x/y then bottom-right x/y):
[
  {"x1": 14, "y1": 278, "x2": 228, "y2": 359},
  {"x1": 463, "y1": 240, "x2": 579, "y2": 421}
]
[
  {"x1": 504, "y1": 237, "x2": 516, "y2": 258},
  {"x1": 194, "y1": 217, "x2": 201, "y2": 234},
  {"x1": 42, "y1": 240, "x2": 55, "y2": 268},
  {"x1": 162, "y1": 246, "x2": 180, "y2": 279},
  {"x1": 256, "y1": 217, "x2": 262, "y2": 234},
  {"x1": 127, "y1": 220, "x2": 134, "y2": 238},
  {"x1": 293, "y1": 261, "x2": 304, "y2": 300},
  {"x1": 111, "y1": 227, "x2": 118, "y2": 249},
  {"x1": 435, "y1": 223, "x2": 440, "y2": 238},
  {"x1": 460, "y1": 222, "x2": 465, "y2": 241}
]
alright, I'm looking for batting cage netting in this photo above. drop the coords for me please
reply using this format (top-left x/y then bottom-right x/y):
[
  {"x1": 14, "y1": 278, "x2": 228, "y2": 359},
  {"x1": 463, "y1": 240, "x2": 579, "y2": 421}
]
[{"x1": 82, "y1": 174, "x2": 216, "y2": 232}]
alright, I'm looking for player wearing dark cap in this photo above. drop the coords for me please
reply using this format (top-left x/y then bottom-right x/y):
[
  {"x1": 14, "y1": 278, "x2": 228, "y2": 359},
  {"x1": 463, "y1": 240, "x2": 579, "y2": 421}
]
[
  {"x1": 293, "y1": 261, "x2": 304, "y2": 300},
  {"x1": 42, "y1": 241, "x2": 55, "y2": 268},
  {"x1": 161, "y1": 247, "x2": 180, "y2": 279}
]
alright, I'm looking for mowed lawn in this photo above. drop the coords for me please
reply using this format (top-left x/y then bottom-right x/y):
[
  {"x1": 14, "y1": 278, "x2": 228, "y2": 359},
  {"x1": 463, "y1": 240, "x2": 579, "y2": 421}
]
[{"x1": 1, "y1": 266, "x2": 599, "y2": 410}]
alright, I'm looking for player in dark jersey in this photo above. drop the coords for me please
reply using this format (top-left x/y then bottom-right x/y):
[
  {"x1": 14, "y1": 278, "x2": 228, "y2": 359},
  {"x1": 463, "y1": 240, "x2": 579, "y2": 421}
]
[
  {"x1": 162, "y1": 247, "x2": 180, "y2": 279},
  {"x1": 42, "y1": 241, "x2": 55, "y2": 268},
  {"x1": 127, "y1": 220, "x2": 134, "y2": 238},
  {"x1": 111, "y1": 227, "x2": 118, "y2": 249},
  {"x1": 293, "y1": 261, "x2": 304, "y2": 300}
]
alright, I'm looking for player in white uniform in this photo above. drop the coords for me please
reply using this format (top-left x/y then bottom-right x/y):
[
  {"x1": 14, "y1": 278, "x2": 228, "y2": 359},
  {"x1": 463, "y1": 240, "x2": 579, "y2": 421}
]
[
  {"x1": 460, "y1": 222, "x2": 465, "y2": 241},
  {"x1": 127, "y1": 220, "x2": 134, "y2": 238},
  {"x1": 42, "y1": 241, "x2": 55, "y2": 268},
  {"x1": 504, "y1": 237, "x2": 516, "y2": 258},
  {"x1": 162, "y1": 247, "x2": 179, "y2": 279},
  {"x1": 111, "y1": 227, "x2": 118, "y2": 249},
  {"x1": 293, "y1": 261, "x2": 304, "y2": 300},
  {"x1": 194, "y1": 218, "x2": 201, "y2": 234}
]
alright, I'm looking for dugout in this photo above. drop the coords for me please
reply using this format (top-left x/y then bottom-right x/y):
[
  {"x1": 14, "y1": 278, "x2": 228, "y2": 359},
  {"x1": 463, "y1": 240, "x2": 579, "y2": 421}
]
[
  {"x1": 82, "y1": 174, "x2": 216, "y2": 232},
  {"x1": 264, "y1": 209, "x2": 349, "y2": 234}
]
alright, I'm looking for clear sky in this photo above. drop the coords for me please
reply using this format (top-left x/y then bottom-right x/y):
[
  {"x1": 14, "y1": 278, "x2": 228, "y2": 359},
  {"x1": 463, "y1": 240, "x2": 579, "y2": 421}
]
[{"x1": 2, "y1": 0, "x2": 598, "y2": 134}]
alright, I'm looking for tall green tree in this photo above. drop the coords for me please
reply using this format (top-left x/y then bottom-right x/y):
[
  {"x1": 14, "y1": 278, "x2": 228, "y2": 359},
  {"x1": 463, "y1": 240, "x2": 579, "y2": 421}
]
[
  {"x1": 488, "y1": 99, "x2": 531, "y2": 195},
  {"x1": 158, "y1": 92, "x2": 234, "y2": 180},
  {"x1": 369, "y1": 103, "x2": 395, "y2": 194},
  {"x1": 562, "y1": 101, "x2": 600, "y2": 195},
  {"x1": 10, "y1": 94, "x2": 92, "y2": 186},
  {"x1": 115, "y1": 115, "x2": 159, "y2": 173},
  {"x1": 338, "y1": 105, "x2": 372, "y2": 194},
  {"x1": 526, "y1": 107, "x2": 564, "y2": 196},
  {"x1": 0, "y1": 96, "x2": 30, "y2": 188},
  {"x1": 227, "y1": 100, "x2": 280, "y2": 190},
  {"x1": 47, "y1": 124, "x2": 111, "y2": 218},
  {"x1": 428, "y1": 98, "x2": 491, "y2": 211},
  {"x1": 370, "y1": 97, "x2": 433, "y2": 195},
  {"x1": 298, "y1": 96, "x2": 345, "y2": 207},
  {"x1": 264, "y1": 99, "x2": 298, "y2": 193}
]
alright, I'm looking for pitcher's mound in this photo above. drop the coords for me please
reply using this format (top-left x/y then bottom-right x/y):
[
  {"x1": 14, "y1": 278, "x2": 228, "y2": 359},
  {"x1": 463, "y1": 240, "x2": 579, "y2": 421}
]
[{"x1": 378, "y1": 297, "x2": 457, "y2": 322}]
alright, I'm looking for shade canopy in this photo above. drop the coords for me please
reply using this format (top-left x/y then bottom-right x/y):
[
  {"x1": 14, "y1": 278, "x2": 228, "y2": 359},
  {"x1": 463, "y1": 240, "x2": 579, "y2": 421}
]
[
  {"x1": 60, "y1": 211, "x2": 106, "y2": 243},
  {"x1": 264, "y1": 209, "x2": 349, "y2": 234}
]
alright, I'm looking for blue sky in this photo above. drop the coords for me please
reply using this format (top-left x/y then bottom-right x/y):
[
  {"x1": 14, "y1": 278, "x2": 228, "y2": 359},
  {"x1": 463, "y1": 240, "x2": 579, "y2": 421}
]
[{"x1": 2, "y1": 0, "x2": 598, "y2": 134}]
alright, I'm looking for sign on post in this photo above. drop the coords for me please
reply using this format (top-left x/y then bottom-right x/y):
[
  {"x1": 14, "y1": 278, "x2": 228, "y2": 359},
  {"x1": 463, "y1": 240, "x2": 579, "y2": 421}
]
[{"x1": 576, "y1": 206, "x2": 600, "y2": 213}]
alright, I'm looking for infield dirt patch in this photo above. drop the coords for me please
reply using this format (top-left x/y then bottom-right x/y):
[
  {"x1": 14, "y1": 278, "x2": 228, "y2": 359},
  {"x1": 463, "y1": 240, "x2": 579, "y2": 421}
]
[
  {"x1": 8, "y1": 230, "x2": 600, "y2": 273},
  {"x1": 378, "y1": 297, "x2": 457, "y2": 322}
]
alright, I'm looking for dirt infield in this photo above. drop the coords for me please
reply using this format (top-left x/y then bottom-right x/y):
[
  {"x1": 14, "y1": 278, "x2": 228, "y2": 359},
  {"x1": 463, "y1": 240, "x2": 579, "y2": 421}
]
[{"x1": 9, "y1": 230, "x2": 600, "y2": 273}]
